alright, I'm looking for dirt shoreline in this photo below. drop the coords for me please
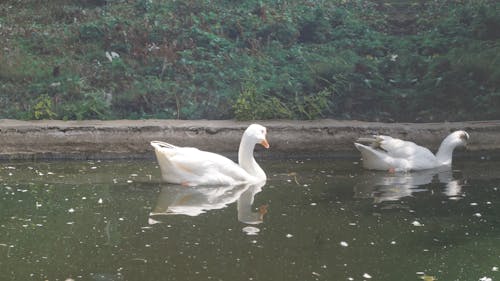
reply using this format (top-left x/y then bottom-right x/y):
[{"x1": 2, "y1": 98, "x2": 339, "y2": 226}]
[{"x1": 0, "y1": 119, "x2": 499, "y2": 160}]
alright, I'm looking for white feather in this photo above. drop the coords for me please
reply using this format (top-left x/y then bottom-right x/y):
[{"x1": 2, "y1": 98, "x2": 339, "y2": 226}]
[
  {"x1": 354, "y1": 131, "x2": 469, "y2": 172},
  {"x1": 151, "y1": 124, "x2": 268, "y2": 186}
]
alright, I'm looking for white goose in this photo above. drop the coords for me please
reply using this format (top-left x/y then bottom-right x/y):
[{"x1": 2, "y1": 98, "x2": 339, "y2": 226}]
[
  {"x1": 150, "y1": 124, "x2": 269, "y2": 186},
  {"x1": 354, "y1": 130, "x2": 469, "y2": 172}
]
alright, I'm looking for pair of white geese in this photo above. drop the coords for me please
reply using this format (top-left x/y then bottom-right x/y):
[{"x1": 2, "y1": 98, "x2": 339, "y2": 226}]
[{"x1": 150, "y1": 124, "x2": 469, "y2": 187}]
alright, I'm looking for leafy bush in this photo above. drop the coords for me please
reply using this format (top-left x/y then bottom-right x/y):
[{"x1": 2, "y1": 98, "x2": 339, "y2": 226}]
[
  {"x1": 233, "y1": 76, "x2": 292, "y2": 120},
  {"x1": 32, "y1": 95, "x2": 57, "y2": 120},
  {"x1": 0, "y1": 0, "x2": 499, "y2": 121}
]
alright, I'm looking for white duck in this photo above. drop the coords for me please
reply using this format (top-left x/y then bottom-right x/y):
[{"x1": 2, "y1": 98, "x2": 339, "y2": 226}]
[
  {"x1": 354, "y1": 130, "x2": 469, "y2": 172},
  {"x1": 150, "y1": 124, "x2": 269, "y2": 186}
]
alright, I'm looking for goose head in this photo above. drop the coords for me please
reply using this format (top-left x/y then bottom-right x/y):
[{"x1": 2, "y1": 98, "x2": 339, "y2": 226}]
[
  {"x1": 448, "y1": 130, "x2": 470, "y2": 148},
  {"x1": 436, "y1": 130, "x2": 469, "y2": 166},
  {"x1": 243, "y1": 124, "x2": 270, "y2": 149}
]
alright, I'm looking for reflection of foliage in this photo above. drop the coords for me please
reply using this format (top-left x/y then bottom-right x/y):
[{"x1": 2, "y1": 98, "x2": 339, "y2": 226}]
[
  {"x1": 0, "y1": 160, "x2": 158, "y2": 280},
  {"x1": 0, "y1": 0, "x2": 499, "y2": 121}
]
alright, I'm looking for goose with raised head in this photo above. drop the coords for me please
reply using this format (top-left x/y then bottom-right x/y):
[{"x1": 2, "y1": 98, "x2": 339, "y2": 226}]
[
  {"x1": 354, "y1": 130, "x2": 469, "y2": 172},
  {"x1": 151, "y1": 124, "x2": 269, "y2": 186}
]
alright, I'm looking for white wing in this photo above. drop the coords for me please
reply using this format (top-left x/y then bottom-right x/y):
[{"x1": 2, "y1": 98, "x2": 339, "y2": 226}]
[
  {"x1": 376, "y1": 136, "x2": 434, "y2": 160},
  {"x1": 354, "y1": 142, "x2": 408, "y2": 170},
  {"x1": 355, "y1": 135, "x2": 438, "y2": 171},
  {"x1": 151, "y1": 141, "x2": 251, "y2": 186}
]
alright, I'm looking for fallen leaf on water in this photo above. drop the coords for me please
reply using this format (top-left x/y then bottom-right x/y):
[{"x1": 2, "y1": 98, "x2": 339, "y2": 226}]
[{"x1": 287, "y1": 172, "x2": 300, "y2": 185}]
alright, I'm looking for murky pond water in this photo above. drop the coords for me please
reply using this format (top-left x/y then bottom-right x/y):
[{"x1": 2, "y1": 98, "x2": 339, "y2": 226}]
[{"x1": 0, "y1": 157, "x2": 499, "y2": 281}]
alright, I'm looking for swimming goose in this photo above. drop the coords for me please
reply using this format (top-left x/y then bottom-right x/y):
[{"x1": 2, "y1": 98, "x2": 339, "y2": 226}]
[
  {"x1": 354, "y1": 130, "x2": 469, "y2": 172},
  {"x1": 151, "y1": 124, "x2": 269, "y2": 186}
]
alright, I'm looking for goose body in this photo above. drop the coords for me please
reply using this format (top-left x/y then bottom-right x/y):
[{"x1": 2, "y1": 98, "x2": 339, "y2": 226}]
[
  {"x1": 151, "y1": 124, "x2": 269, "y2": 186},
  {"x1": 354, "y1": 131, "x2": 469, "y2": 172}
]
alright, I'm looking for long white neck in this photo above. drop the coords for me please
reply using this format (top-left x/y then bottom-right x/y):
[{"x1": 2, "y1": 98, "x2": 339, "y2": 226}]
[
  {"x1": 238, "y1": 135, "x2": 266, "y2": 181},
  {"x1": 435, "y1": 134, "x2": 460, "y2": 166}
]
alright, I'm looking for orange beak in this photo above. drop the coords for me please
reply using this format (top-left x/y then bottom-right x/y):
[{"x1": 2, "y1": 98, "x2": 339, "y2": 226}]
[{"x1": 260, "y1": 139, "x2": 270, "y2": 149}]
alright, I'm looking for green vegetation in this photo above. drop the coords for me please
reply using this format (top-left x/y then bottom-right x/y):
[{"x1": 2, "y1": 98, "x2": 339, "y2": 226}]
[{"x1": 0, "y1": 0, "x2": 499, "y2": 121}]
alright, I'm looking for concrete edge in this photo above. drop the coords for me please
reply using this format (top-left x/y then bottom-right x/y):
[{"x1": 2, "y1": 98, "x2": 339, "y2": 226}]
[{"x1": 0, "y1": 119, "x2": 499, "y2": 160}]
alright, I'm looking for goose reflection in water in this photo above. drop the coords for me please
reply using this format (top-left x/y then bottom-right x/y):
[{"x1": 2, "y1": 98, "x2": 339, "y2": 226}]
[
  {"x1": 353, "y1": 167, "x2": 464, "y2": 204},
  {"x1": 149, "y1": 181, "x2": 267, "y2": 225}
]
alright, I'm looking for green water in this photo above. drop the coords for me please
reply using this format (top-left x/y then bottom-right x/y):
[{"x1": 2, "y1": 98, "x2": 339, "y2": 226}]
[{"x1": 0, "y1": 157, "x2": 499, "y2": 281}]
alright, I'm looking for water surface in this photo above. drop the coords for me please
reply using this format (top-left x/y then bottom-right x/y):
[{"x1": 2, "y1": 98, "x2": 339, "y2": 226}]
[{"x1": 0, "y1": 157, "x2": 499, "y2": 281}]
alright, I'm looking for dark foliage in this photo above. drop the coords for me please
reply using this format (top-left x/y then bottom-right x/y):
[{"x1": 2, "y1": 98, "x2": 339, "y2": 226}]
[{"x1": 0, "y1": 0, "x2": 498, "y2": 121}]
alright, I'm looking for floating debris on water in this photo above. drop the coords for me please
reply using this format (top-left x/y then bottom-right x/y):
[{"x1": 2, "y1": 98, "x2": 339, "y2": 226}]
[
  {"x1": 412, "y1": 221, "x2": 423, "y2": 227},
  {"x1": 242, "y1": 226, "x2": 260, "y2": 235},
  {"x1": 0, "y1": 158, "x2": 499, "y2": 280},
  {"x1": 419, "y1": 274, "x2": 437, "y2": 281},
  {"x1": 148, "y1": 218, "x2": 161, "y2": 225}
]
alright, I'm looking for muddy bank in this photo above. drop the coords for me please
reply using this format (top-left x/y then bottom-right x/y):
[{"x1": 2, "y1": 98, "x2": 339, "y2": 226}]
[{"x1": 0, "y1": 119, "x2": 498, "y2": 160}]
